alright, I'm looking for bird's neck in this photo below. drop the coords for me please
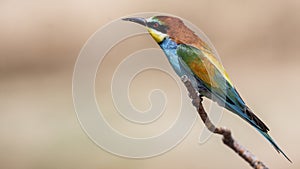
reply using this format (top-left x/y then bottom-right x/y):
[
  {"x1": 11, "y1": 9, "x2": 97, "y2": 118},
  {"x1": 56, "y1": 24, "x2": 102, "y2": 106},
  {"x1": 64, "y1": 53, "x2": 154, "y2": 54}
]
[
  {"x1": 159, "y1": 37, "x2": 178, "y2": 50},
  {"x1": 157, "y1": 37, "x2": 184, "y2": 76}
]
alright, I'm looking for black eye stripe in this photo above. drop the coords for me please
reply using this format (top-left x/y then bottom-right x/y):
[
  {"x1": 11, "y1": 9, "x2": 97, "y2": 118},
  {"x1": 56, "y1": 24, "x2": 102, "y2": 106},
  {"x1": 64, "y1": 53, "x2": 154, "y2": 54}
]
[{"x1": 147, "y1": 22, "x2": 168, "y2": 33}]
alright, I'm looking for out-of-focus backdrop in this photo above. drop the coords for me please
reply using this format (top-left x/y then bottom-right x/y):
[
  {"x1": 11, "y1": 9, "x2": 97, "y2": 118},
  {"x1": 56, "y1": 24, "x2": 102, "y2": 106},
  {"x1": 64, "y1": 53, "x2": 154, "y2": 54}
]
[{"x1": 1, "y1": 0, "x2": 299, "y2": 169}]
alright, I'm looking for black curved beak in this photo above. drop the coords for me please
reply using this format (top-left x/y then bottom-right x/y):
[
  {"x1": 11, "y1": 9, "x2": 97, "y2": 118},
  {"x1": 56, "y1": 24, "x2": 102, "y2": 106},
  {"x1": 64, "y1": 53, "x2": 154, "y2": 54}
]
[{"x1": 122, "y1": 17, "x2": 147, "y2": 27}]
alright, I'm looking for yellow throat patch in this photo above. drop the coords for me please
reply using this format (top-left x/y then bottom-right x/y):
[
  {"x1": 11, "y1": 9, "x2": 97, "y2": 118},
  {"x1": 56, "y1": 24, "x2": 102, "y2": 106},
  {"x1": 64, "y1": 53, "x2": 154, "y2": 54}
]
[{"x1": 148, "y1": 28, "x2": 167, "y2": 43}]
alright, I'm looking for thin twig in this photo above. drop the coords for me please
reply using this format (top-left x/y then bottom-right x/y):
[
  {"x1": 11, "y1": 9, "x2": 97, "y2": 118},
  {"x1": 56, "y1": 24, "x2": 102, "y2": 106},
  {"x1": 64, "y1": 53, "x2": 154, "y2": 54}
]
[{"x1": 181, "y1": 75, "x2": 268, "y2": 169}]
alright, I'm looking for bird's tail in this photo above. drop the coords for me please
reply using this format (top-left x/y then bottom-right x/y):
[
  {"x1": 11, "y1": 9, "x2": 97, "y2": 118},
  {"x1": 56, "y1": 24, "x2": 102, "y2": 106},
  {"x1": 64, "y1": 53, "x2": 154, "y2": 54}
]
[
  {"x1": 225, "y1": 102, "x2": 292, "y2": 162},
  {"x1": 259, "y1": 130, "x2": 292, "y2": 163},
  {"x1": 239, "y1": 109, "x2": 292, "y2": 162},
  {"x1": 201, "y1": 82, "x2": 291, "y2": 162}
]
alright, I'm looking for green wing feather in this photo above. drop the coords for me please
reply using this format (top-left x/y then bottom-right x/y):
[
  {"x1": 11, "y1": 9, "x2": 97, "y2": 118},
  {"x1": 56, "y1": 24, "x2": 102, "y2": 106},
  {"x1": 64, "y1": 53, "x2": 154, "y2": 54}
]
[{"x1": 176, "y1": 44, "x2": 245, "y2": 107}]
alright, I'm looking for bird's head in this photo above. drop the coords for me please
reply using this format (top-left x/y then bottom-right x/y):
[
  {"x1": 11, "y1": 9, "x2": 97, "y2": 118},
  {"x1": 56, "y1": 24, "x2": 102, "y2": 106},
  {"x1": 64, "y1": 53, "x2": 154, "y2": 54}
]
[
  {"x1": 123, "y1": 16, "x2": 171, "y2": 43},
  {"x1": 123, "y1": 15, "x2": 210, "y2": 51}
]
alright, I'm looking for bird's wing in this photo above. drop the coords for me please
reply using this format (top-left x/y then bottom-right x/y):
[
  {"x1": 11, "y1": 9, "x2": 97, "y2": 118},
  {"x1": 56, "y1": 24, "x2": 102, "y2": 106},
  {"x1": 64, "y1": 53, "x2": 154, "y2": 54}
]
[
  {"x1": 176, "y1": 43, "x2": 245, "y2": 108},
  {"x1": 176, "y1": 43, "x2": 270, "y2": 132}
]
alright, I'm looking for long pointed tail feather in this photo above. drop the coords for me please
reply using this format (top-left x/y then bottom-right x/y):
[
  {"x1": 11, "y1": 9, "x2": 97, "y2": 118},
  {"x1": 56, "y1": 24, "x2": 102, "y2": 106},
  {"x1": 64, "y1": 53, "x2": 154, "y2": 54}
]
[
  {"x1": 220, "y1": 97, "x2": 292, "y2": 162},
  {"x1": 243, "y1": 107, "x2": 292, "y2": 162},
  {"x1": 199, "y1": 82, "x2": 291, "y2": 162},
  {"x1": 260, "y1": 130, "x2": 292, "y2": 163},
  {"x1": 238, "y1": 108, "x2": 292, "y2": 162}
]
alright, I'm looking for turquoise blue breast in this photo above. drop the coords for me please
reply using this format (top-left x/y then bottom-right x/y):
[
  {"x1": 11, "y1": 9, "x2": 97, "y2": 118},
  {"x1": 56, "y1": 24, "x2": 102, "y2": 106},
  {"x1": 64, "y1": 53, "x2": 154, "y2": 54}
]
[{"x1": 159, "y1": 37, "x2": 183, "y2": 76}]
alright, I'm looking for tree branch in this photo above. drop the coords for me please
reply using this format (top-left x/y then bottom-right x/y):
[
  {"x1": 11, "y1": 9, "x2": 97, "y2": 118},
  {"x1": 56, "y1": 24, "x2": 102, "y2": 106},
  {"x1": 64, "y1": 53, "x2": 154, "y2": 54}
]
[{"x1": 181, "y1": 75, "x2": 268, "y2": 169}]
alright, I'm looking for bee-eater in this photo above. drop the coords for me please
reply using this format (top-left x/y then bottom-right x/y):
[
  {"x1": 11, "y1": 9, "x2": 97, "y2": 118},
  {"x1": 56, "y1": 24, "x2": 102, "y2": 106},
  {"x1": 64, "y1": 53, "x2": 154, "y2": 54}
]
[{"x1": 123, "y1": 16, "x2": 291, "y2": 162}]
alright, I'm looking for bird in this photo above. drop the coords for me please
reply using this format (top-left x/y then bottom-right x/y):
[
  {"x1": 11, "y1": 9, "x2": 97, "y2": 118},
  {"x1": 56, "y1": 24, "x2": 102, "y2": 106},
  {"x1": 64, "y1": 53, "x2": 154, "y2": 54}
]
[{"x1": 123, "y1": 15, "x2": 291, "y2": 162}]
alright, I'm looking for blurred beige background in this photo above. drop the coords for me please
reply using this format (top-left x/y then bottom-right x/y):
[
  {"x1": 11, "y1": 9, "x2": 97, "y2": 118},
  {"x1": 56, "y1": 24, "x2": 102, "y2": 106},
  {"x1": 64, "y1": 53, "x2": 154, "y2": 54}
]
[{"x1": 1, "y1": 0, "x2": 300, "y2": 169}]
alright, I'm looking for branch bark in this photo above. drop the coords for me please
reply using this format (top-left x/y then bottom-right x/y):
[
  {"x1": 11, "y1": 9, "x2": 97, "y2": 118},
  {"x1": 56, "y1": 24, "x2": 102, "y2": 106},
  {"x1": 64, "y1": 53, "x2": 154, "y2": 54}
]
[{"x1": 181, "y1": 75, "x2": 268, "y2": 169}]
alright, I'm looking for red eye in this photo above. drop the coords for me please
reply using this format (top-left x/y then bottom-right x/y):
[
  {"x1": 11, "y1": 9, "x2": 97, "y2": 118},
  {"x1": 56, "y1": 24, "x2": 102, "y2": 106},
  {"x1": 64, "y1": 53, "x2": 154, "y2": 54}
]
[{"x1": 153, "y1": 23, "x2": 159, "y2": 28}]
